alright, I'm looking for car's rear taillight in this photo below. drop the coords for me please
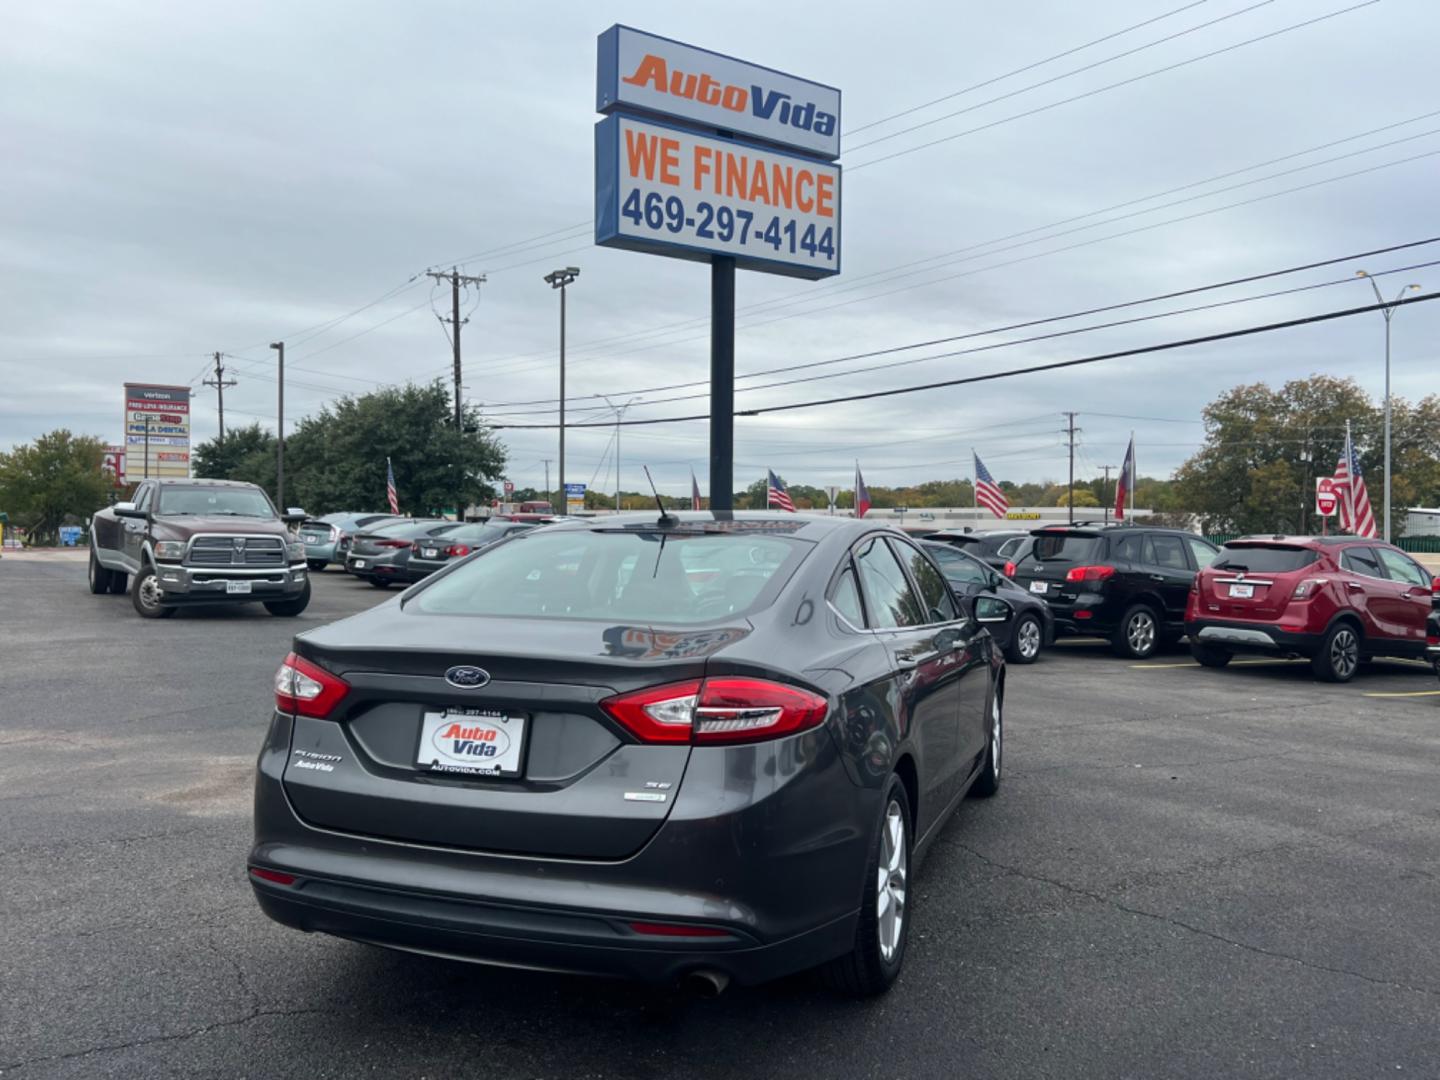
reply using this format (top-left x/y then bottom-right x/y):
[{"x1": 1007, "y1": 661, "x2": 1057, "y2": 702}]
[
  {"x1": 1003, "y1": 561, "x2": 1017, "y2": 578},
  {"x1": 600, "y1": 677, "x2": 828, "y2": 745},
  {"x1": 1065, "y1": 565, "x2": 1116, "y2": 583},
  {"x1": 447, "y1": 544, "x2": 472, "y2": 557},
  {"x1": 1427, "y1": 634, "x2": 1439, "y2": 647},
  {"x1": 249, "y1": 866, "x2": 296, "y2": 886},
  {"x1": 375, "y1": 539, "x2": 410, "y2": 549},
  {"x1": 1292, "y1": 577, "x2": 1328, "y2": 599},
  {"x1": 274, "y1": 652, "x2": 349, "y2": 718}
]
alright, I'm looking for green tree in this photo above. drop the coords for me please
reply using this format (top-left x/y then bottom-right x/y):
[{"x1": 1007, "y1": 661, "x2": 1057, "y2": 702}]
[
  {"x1": 1057, "y1": 488, "x2": 1100, "y2": 507},
  {"x1": 192, "y1": 422, "x2": 276, "y2": 482},
  {"x1": 0, "y1": 429, "x2": 111, "y2": 543},
  {"x1": 213, "y1": 382, "x2": 506, "y2": 515},
  {"x1": 1172, "y1": 375, "x2": 1394, "y2": 534}
]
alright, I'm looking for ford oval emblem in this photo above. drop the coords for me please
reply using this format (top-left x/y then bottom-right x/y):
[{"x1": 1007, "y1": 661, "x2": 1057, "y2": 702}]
[{"x1": 444, "y1": 665, "x2": 490, "y2": 689}]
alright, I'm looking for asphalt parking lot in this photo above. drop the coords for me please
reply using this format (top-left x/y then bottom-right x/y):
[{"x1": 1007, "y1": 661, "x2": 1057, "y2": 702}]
[{"x1": 2, "y1": 552, "x2": 1438, "y2": 1079}]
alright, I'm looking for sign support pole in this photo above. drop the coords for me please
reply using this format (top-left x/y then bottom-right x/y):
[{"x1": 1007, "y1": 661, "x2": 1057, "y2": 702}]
[{"x1": 710, "y1": 255, "x2": 735, "y2": 512}]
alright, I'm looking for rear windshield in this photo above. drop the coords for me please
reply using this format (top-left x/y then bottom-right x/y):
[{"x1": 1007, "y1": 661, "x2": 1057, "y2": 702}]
[
  {"x1": 1030, "y1": 533, "x2": 1101, "y2": 562},
  {"x1": 412, "y1": 530, "x2": 808, "y2": 623},
  {"x1": 1213, "y1": 545, "x2": 1319, "y2": 573},
  {"x1": 373, "y1": 520, "x2": 458, "y2": 539},
  {"x1": 156, "y1": 486, "x2": 275, "y2": 518}
]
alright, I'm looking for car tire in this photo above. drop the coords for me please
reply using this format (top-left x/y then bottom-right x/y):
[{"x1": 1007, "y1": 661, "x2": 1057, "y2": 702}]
[
  {"x1": 88, "y1": 546, "x2": 114, "y2": 594},
  {"x1": 131, "y1": 564, "x2": 176, "y2": 619},
  {"x1": 1190, "y1": 642, "x2": 1233, "y2": 668},
  {"x1": 1004, "y1": 614, "x2": 1043, "y2": 665},
  {"x1": 264, "y1": 582, "x2": 312, "y2": 617},
  {"x1": 1311, "y1": 621, "x2": 1361, "y2": 683},
  {"x1": 969, "y1": 686, "x2": 1003, "y2": 798},
  {"x1": 107, "y1": 570, "x2": 129, "y2": 595},
  {"x1": 307, "y1": 560, "x2": 328, "y2": 572},
  {"x1": 368, "y1": 578, "x2": 392, "y2": 589},
  {"x1": 822, "y1": 776, "x2": 912, "y2": 997},
  {"x1": 1112, "y1": 604, "x2": 1160, "y2": 659}
]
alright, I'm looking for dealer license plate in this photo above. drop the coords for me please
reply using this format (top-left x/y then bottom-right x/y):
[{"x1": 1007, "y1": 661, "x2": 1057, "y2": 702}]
[
  {"x1": 225, "y1": 581, "x2": 252, "y2": 595},
  {"x1": 1228, "y1": 584, "x2": 1254, "y2": 599},
  {"x1": 1029, "y1": 581, "x2": 1048, "y2": 594},
  {"x1": 421, "y1": 547, "x2": 438, "y2": 558},
  {"x1": 352, "y1": 559, "x2": 366, "y2": 568},
  {"x1": 302, "y1": 533, "x2": 325, "y2": 544},
  {"x1": 417, "y1": 710, "x2": 526, "y2": 777}
]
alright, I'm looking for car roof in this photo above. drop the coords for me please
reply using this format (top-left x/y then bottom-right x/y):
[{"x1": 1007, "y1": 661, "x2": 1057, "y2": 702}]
[
  {"x1": 1226, "y1": 535, "x2": 1373, "y2": 548},
  {"x1": 150, "y1": 478, "x2": 259, "y2": 487},
  {"x1": 538, "y1": 511, "x2": 900, "y2": 540},
  {"x1": 1029, "y1": 522, "x2": 1187, "y2": 537}
]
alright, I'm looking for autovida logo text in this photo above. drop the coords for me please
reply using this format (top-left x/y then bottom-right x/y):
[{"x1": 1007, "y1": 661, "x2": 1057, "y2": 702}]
[
  {"x1": 622, "y1": 54, "x2": 836, "y2": 137},
  {"x1": 434, "y1": 722, "x2": 508, "y2": 760}
]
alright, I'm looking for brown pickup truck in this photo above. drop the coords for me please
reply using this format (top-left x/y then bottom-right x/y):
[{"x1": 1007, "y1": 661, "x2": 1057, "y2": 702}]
[{"x1": 89, "y1": 478, "x2": 311, "y2": 619}]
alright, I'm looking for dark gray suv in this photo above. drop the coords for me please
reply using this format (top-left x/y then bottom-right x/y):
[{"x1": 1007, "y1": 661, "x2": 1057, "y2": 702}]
[{"x1": 250, "y1": 513, "x2": 1007, "y2": 995}]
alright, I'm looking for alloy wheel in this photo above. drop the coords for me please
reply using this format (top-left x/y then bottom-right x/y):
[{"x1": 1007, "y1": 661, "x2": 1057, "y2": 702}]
[
  {"x1": 1330, "y1": 628, "x2": 1359, "y2": 680},
  {"x1": 876, "y1": 801, "x2": 907, "y2": 963},
  {"x1": 138, "y1": 573, "x2": 162, "y2": 611},
  {"x1": 1127, "y1": 611, "x2": 1156, "y2": 655},
  {"x1": 1017, "y1": 618, "x2": 1041, "y2": 660}
]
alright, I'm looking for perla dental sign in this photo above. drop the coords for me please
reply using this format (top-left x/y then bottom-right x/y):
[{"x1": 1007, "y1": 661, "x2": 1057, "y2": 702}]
[{"x1": 598, "y1": 26, "x2": 840, "y2": 160}]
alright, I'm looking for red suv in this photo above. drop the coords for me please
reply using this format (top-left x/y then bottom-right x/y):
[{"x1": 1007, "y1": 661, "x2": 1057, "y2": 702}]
[{"x1": 1185, "y1": 536, "x2": 1438, "y2": 681}]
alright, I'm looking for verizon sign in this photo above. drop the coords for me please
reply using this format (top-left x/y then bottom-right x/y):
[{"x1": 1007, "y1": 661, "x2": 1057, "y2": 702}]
[{"x1": 597, "y1": 25, "x2": 841, "y2": 160}]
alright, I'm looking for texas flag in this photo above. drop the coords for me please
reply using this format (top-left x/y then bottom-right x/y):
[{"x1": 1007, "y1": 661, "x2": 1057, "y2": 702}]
[
  {"x1": 855, "y1": 463, "x2": 871, "y2": 519},
  {"x1": 1114, "y1": 436, "x2": 1135, "y2": 521},
  {"x1": 691, "y1": 470, "x2": 702, "y2": 511}
]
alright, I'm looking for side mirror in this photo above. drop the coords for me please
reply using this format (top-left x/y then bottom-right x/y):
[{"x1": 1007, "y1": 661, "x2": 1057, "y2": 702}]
[
  {"x1": 113, "y1": 502, "x2": 145, "y2": 519},
  {"x1": 282, "y1": 508, "x2": 307, "y2": 524},
  {"x1": 975, "y1": 596, "x2": 1013, "y2": 624}
]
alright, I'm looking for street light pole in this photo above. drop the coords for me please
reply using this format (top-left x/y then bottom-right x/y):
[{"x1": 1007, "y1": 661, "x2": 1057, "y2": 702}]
[
  {"x1": 1355, "y1": 271, "x2": 1422, "y2": 542},
  {"x1": 544, "y1": 268, "x2": 579, "y2": 511},
  {"x1": 599, "y1": 394, "x2": 642, "y2": 513},
  {"x1": 269, "y1": 341, "x2": 285, "y2": 509}
]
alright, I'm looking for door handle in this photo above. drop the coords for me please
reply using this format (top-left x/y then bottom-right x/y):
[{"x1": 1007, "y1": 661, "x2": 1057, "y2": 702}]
[
  {"x1": 895, "y1": 654, "x2": 918, "y2": 670},
  {"x1": 1150, "y1": 574, "x2": 1165, "y2": 582},
  {"x1": 1345, "y1": 581, "x2": 1364, "y2": 592}
]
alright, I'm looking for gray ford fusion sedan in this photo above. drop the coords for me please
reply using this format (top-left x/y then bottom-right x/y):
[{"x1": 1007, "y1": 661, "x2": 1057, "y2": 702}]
[{"x1": 250, "y1": 512, "x2": 1007, "y2": 995}]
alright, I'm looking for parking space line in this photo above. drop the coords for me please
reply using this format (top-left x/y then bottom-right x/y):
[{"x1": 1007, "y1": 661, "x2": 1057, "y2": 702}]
[
  {"x1": 1362, "y1": 689, "x2": 1440, "y2": 698},
  {"x1": 1129, "y1": 659, "x2": 1301, "y2": 670}
]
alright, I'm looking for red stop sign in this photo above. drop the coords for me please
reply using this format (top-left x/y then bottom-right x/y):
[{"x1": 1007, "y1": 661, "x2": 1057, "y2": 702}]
[{"x1": 1315, "y1": 477, "x2": 1339, "y2": 516}]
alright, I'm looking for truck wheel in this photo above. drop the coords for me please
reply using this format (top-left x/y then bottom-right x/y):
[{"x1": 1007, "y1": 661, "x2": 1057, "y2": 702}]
[
  {"x1": 131, "y1": 565, "x2": 176, "y2": 619},
  {"x1": 88, "y1": 546, "x2": 114, "y2": 594},
  {"x1": 264, "y1": 582, "x2": 312, "y2": 617}
]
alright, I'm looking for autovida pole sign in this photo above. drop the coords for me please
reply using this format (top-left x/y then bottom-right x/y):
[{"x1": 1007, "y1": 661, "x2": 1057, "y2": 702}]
[
  {"x1": 123, "y1": 383, "x2": 191, "y2": 479},
  {"x1": 595, "y1": 25, "x2": 841, "y2": 280}
]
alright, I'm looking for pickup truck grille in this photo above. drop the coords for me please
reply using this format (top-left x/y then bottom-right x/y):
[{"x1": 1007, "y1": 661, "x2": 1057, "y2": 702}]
[{"x1": 187, "y1": 535, "x2": 286, "y2": 567}]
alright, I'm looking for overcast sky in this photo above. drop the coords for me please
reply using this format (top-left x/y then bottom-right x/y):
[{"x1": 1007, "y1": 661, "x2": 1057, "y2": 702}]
[{"x1": 4, "y1": 0, "x2": 1437, "y2": 498}]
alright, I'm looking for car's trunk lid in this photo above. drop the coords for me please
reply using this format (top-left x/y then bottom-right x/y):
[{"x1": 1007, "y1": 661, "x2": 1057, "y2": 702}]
[
  {"x1": 1202, "y1": 544, "x2": 1320, "y2": 620},
  {"x1": 1008, "y1": 530, "x2": 1103, "y2": 598},
  {"x1": 281, "y1": 612, "x2": 749, "y2": 860}
]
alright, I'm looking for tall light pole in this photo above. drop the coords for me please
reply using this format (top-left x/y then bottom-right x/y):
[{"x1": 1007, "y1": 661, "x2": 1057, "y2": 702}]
[
  {"x1": 1354, "y1": 271, "x2": 1422, "y2": 541},
  {"x1": 599, "y1": 394, "x2": 642, "y2": 513},
  {"x1": 543, "y1": 268, "x2": 579, "y2": 510},
  {"x1": 269, "y1": 341, "x2": 285, "y2": 509}
]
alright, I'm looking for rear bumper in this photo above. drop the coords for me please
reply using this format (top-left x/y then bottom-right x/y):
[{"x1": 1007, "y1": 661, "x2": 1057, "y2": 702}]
[
  {"x1": 249, "y1": 870, "x2": 855, "y2": 986},
  {"x1": 155, "y1": 562, "x2": 307, "y2": 603},
  {"x1": 1185, "y1": 619, "x2": 1322, "y2": 656},
  {"x1": 303, "y1": 540, "x2": 338, "y2": 563},
  {"x1": 406, "y1": 557, "x2": 447, "y2": 581},
  {"x1": 249, "y1": 712, "x2": 871, "y2": 986},
  {"x1": 346, "y1": 555, "x2": 406, "y2": 578}
]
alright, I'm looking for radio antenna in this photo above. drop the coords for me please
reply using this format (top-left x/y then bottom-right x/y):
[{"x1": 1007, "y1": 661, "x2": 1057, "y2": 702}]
[{"x1": 643, "y1": 466, "x2": 677, "y2": 526}]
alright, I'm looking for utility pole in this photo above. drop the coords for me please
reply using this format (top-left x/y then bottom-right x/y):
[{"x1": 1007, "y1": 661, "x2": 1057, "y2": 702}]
[
  {"x1": 543, "y1": 459, "x2": 552, "y2": 506},
  {"x1": 203, "y1": 352, "x2": 237, "y2": 444},
  {"x1": 269, "y1": 341, "x2": 285, "y2": 509},
  {"x1": 1101, "y1": 464, "x2": 1115, "y2": 523},
  {"x1": 427, "y1": 267, "x2": 487, "y2": 518},
  {"x1": 1064, "y1": 412, "x2": 1078, "y2": 523}
]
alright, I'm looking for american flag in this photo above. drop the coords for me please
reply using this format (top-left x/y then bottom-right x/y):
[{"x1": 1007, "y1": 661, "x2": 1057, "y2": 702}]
[
  {"x1": 386, "y1": 458, "x2": 399, "y2": 514},
  {"x1": 973, "y1": 453, "x2": 1009, "y2": 519},
  {"x1": 766, "y1": 470, "x2": 796, "y2": 513},
  {"x1": 1335, "y1": 430, "x2": 1377, "y2": 538}
]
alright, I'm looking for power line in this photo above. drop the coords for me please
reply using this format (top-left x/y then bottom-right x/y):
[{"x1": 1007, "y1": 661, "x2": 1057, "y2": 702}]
[
  {"x1": 847, "y1": 0, "x2": 1277, "y2": 153},
  {"x1": 489, "y1": 293, "x2": 1440, "y2": 430},
  {"x1": 847, "y1": 1, "x2": 1380, "y2": 171},
  {"x1": 843, "y1": 0, "x2": 1211, "y2": 137},
  {"x1": 473, "y1": 239, "x2": 1440, "y2": 412}
]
